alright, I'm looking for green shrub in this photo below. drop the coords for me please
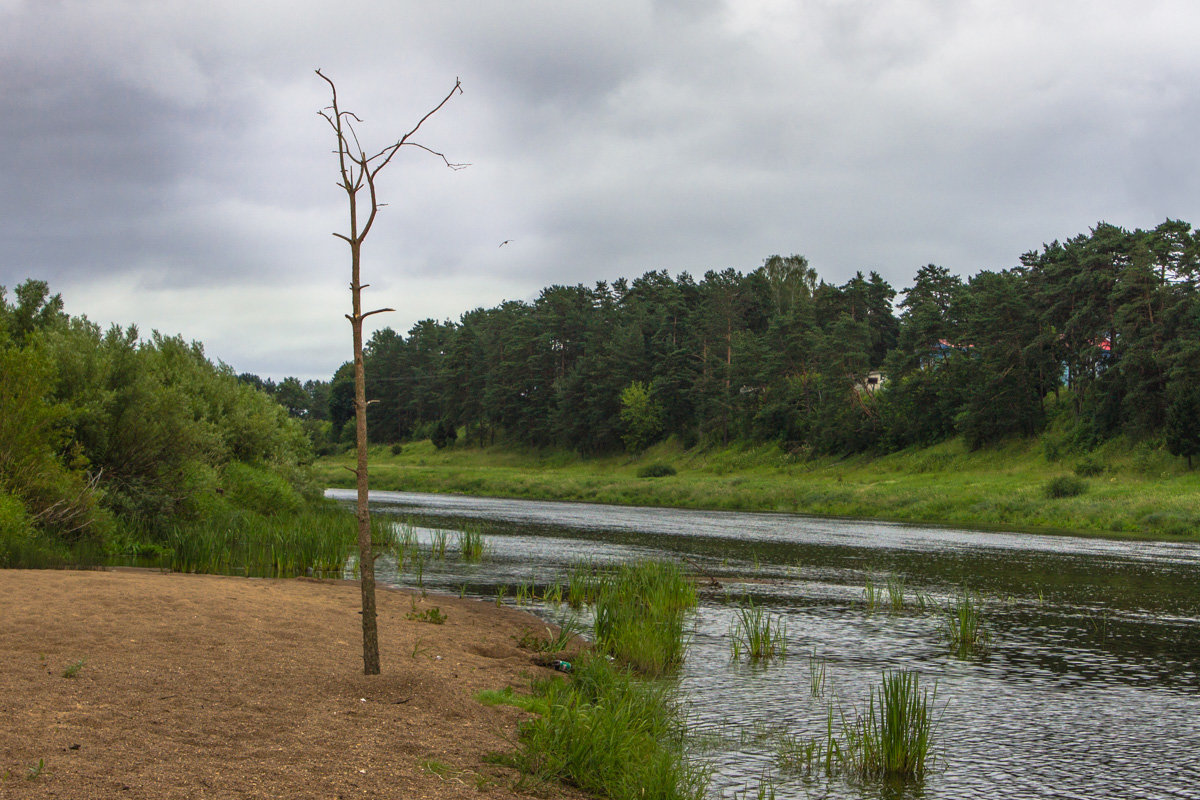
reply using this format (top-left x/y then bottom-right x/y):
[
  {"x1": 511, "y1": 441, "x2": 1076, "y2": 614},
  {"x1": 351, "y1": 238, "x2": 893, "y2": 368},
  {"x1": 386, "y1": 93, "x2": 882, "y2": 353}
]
[
  {"x1": 222, "y1": 462, "x2": 304, "y2": 516},
  {"x1": 0, "y1": 491, "x2": 33, "y2": 540},
  {"x1": 637, "y1": 463, "x2": 677, "y2": 478},
  {"x1": 1044, "y1": 475, "x2": 1088, "y2": 499},
  {"x1": 1073, "y1": 456, "x2": 1105, "y2": 477}
]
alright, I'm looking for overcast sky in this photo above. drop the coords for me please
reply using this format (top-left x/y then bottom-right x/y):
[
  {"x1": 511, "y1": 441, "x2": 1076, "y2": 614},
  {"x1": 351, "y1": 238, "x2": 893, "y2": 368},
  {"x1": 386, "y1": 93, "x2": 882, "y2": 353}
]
[{"x1": 3, "y1": 0, "x2": 1198, "y2": 380}]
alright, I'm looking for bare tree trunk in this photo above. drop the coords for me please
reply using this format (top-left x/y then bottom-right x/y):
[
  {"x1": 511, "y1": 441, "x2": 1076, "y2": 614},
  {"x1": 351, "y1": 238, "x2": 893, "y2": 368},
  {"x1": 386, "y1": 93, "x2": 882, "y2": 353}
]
[
  {"x1": 350, "y1": 239, "x2": 380, "y2": 674},
  {"x1": 318, "y1": 69, "x2": 463, "y2": 676}
]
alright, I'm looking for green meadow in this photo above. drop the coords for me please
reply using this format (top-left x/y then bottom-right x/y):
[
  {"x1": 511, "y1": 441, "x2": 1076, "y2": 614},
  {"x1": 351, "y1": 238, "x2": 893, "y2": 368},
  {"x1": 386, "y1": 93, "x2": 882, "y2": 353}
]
[{"x1": 315, "y1": 435, "x2": 1200, "y2": 541}]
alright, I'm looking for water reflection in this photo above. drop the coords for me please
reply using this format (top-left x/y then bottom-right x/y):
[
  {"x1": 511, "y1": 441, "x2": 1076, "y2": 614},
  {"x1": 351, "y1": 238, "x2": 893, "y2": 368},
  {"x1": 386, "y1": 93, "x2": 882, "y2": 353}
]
[{"x1": 329, "y1": 489, "x2": 1200, "y2": 800}]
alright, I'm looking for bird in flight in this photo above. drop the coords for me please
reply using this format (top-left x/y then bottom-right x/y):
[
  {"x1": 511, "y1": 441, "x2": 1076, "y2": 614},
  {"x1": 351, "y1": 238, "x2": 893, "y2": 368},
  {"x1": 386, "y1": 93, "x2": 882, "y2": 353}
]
[{"x1": 499, "y1": 240, "x2": 513, "y2": 247}]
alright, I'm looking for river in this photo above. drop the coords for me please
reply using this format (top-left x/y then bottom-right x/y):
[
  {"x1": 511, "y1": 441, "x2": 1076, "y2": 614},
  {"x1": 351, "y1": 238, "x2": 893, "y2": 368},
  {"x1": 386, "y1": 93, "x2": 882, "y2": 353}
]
[{"x1": 327, "y1": 488, "x2": 1200, "y2": 800}]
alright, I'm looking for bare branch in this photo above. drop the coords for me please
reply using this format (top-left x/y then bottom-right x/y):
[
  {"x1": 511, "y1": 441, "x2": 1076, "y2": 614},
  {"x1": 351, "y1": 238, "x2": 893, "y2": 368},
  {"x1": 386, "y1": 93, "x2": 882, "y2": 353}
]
[
  {"x1": 362, "y1": 308, "x2": 395, "y2": 319},
  {"x1": 369, "y1": 78, "x2": 464, "y2": 177},
  {"x1": 404, "y1": 143, "x2": 470, "y2": 170},
  {"x1": 400, "y1": 78, "x2": 463, "y2": 145}
]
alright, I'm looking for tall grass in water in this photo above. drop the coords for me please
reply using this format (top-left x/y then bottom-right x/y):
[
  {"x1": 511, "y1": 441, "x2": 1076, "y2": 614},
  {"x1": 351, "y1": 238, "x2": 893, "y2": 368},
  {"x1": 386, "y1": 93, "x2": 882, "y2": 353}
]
[
  {"x1": 844, "y1": 670, "x2": 936, "y2": 779},
  {"x1": 942, "y1": 588, "x2": 990, "y2": 658},
  {"x1": 168, "y1": 507, "x2": 355, "y2": 577},
  {"x1": 566, "y1": 559, "x2": 603, "y2": 608},
  {"x1": 392, "y1": 522, "x2": 420, "y2": 560},
  {"x1": 496, "y1": 656, "x2": 708, "y2": 800},
  {"x1": 485, "y1": 559, "x2": 706, "y2": 800},
  {"x1": 592, "y1": 560, "x2": 697, "y2": 677},
  {"x1": 729, "y1": 600, "x2": 788, "y2": 662},
  {"x1": 864, "y1": 574, "x2": 909, "y2": 612},
  {"x1": 808, "y1": 651, "x2": 827, "y2": 697},
  {"x1": 776, "y1": 671, "x2": 938, "y2": 783},
  {"x1": 456, "y1": 526, "x2": 487, "y2": 561},
  {"x1": 429, "y1": 529, "x2": 448, "y2": 559},
  {"x1": 863, "y1": 576, "x2": 883, "y2": 611}
]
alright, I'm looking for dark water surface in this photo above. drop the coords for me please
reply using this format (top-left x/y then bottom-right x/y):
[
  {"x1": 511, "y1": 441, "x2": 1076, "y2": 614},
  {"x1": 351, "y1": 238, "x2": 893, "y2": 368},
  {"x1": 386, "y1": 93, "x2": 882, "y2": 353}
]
[{"x1": 327, "y1": 489, "x2": 1200, "y2": 800}]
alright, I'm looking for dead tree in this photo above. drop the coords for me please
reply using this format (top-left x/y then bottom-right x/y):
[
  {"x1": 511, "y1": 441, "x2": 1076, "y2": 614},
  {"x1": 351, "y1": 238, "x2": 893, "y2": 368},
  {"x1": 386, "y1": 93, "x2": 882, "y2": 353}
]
[{"x1": 317, "y1": 69, "x2": 464, "y2": 675}]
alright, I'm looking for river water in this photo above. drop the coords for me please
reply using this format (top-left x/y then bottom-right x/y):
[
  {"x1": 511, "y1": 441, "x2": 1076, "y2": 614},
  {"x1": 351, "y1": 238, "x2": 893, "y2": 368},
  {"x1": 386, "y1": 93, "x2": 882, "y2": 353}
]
[{"x1": 327, "y1": 489, "x2": 1200, "y2": 800}]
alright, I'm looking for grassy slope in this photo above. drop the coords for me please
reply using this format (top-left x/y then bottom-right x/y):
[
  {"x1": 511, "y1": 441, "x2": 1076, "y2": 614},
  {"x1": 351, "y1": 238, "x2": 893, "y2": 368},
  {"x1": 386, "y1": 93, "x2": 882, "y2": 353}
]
[{"x1": 314, "y1": 436, "x2": 1200, "y2": 541}]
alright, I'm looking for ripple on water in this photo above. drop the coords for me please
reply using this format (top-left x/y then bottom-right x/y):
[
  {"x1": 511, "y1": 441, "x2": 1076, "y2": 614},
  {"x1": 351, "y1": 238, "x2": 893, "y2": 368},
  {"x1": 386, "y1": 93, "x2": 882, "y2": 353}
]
[{"x1": 340, "y1": 490, "x2": 1200, "y2": 800}]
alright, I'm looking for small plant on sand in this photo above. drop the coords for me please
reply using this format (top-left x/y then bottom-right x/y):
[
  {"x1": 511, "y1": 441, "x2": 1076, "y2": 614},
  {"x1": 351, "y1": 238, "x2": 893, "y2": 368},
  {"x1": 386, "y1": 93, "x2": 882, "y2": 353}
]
[
  {"x1": 62, "y1": 658, "x2": 86, "y2": 678},
  {"x1": 25, "y1": 759, "x2": 47, "y2": 781},
  {"x1": 406, "y1": 606, "x2": 446, "y2": 625},
  {"x1": 410, "y1": 637, "x2": 431, "y2": 659}
]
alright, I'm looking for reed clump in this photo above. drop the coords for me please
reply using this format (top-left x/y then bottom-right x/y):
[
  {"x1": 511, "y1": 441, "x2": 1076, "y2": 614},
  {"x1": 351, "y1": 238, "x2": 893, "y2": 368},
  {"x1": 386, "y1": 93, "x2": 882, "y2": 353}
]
[
  {"x1": 456, "y1": 526, "x2": 487, "y2": 561},
  {"x1": 494, "y1": 656, "x2": 708, "y2": 800},
  {"x1": 729, "y1": 600, "x2": 788, "y2": 662},
  {"x1": 168, "y1": 506, "x2": 355, "y2": 577},
  {"x1": 775, "y1": 671, "x2": 939, "y2": 783},
  {"x1": 591, "y1": 560, "x2": 697, "y2": 677},
  {"x1": 484, "y1": 558, "x2": 707, "y2": 800},
  {"x1": 843, "y1": 670, "x2": 936, "y2": 779},
  {"x1": 429, "y1": 529, "x2": 449, "y2": 559},
  {"x1": 566, "y1": 559, "x2": 603, "y2": 608},
  {"x1": 942, "y1": 588, "x2": 990, "y2": 658}
]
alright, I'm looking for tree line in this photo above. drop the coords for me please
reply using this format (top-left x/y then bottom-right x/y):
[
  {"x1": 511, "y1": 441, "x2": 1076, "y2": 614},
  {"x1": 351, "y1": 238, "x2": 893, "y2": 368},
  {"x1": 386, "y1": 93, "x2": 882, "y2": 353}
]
[{"x1": 287, "y1": 219, "x2": 1200, "y2": 464}]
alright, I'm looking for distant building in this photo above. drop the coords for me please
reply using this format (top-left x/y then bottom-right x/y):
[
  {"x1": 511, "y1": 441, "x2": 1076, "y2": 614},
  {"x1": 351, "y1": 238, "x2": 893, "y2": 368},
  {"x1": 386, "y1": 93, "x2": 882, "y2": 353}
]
[{"x1": 857, "y1": 370, "x2": 886, "y2": 394}]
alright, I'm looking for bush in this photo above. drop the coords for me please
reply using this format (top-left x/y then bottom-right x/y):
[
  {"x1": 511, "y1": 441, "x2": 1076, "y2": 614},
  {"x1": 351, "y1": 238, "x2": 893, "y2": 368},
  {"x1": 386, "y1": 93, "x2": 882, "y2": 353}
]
[
  {"x1": 636, "y1": 463, "x2": 676, "y2": 478},
  {"x1": 1073, "y1": 456, "x2": 1105, "y2": 477},
  {"x1": 1044, "y1": 475, "x2": 1088, "y2": 499},
  {"x1": 222, "y1": 462, "x2": 304, "y2": 516},
  {"x1": 430, "y1": 419, "x2": 457, "y2": 450},
  {"x1": 390, "y1": 443, "x2": 404, "y2": 456}
]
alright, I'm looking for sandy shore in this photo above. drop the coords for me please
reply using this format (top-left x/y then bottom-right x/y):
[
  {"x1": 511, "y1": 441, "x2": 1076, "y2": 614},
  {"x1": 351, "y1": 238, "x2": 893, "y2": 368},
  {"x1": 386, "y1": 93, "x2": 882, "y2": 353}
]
[{"x1": 0, "y1": 569, "x2": 583, "y2": 799}]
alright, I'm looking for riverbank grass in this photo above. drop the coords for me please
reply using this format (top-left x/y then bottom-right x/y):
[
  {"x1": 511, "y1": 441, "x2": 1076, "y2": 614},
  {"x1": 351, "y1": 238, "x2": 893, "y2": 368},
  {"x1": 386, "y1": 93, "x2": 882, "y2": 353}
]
[
  {"x1": 494, "y1": 657, "x2": 707, "y2": 800},
  {"x1": 168, "y1": 506, "x2": 362, "y2": 577},
  {"x1": 593, "y1": 560, "x2": 697, "y2": 677},
  {"x1": 484, "y1": 558, "x2": 707, "y2": 800},
  {"x1": 315, "y1": 435, "x2": 1200, "y2": 540}
]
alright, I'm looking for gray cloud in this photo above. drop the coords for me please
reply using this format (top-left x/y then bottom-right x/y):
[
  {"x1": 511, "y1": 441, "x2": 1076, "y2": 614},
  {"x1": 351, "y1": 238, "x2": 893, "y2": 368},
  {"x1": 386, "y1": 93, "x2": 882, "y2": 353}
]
[{"x1": 2, "y1": 0, "x2": 1198, "y2": 379}]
